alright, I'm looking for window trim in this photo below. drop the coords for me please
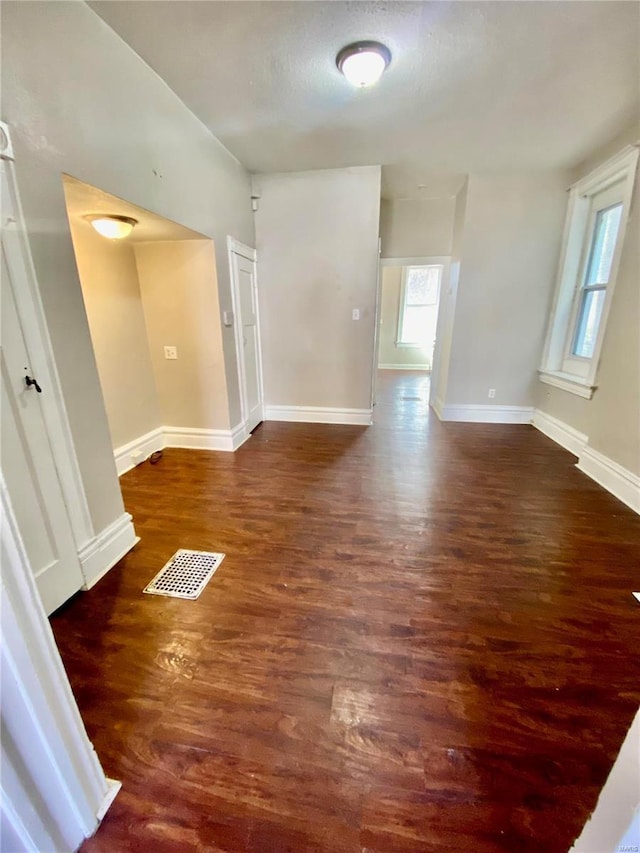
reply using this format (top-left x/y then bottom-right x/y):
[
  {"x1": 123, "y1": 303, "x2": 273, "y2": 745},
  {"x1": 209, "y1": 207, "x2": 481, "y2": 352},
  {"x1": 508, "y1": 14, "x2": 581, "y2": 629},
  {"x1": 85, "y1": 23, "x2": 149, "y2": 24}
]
[
  {"x1": 396, "y1": 264, "x2": 443, "y2": 348},
  {"x1": 539, "y1": 145, "x2": 638, "y2": 399}
]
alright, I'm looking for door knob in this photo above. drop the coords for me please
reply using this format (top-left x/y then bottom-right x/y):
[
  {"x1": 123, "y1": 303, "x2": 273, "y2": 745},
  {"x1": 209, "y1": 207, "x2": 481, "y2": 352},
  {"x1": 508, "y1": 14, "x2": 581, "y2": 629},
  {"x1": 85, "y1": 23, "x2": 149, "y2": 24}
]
[{"x1": 25, "y1": 375, "x2": 42, "y2": 393}]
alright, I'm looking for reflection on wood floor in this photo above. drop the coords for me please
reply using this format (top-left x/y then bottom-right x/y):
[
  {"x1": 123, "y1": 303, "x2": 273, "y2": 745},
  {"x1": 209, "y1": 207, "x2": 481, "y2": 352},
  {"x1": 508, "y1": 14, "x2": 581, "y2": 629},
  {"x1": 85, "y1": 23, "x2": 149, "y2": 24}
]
[{"x1": 52, "y1": 370, "x2": 640, "y2": 852}]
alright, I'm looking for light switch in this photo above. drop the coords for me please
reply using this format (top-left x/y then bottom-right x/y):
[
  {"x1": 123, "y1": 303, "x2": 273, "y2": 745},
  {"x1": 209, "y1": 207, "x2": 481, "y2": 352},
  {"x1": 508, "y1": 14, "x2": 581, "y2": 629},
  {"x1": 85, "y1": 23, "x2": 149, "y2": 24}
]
[
  {"x1": 164, "y1": 346, "x2": 178, "y2": 360},
  {"x1": 352, "y1": 308, "x2": 360, "y2": 321}
]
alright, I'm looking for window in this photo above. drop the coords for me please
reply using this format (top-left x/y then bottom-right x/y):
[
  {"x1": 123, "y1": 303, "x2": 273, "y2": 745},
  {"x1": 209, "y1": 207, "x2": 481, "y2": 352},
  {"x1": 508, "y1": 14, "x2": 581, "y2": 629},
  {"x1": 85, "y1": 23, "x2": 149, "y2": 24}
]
[
  {"x1": 397, "y1": 265, "x2": 442, "y2": 346},
  {"x1": 539, "y1": 146, "x2": 638, "y2": 399}
]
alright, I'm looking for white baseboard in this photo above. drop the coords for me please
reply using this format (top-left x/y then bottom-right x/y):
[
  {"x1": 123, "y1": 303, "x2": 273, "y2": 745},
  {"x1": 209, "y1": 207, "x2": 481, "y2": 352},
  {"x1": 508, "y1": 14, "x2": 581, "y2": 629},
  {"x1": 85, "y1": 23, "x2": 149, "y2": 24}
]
[
  {"x1": 164, "y1": 425, "x2": 243, "y2": 452},
  {"x1": 96, "y1": 779, "x2": 121, "y2": 823},
  {"x1": 79, "y1": 512, "x2": 139, "y2": 589},
  {"x1": 378, "y1": 364, "x2": 430, "y2": 371},
  {"x1": 577, "y1": 446, "x2": 640, "y2": 514},
  {"x1": 438, "y1": 404, "x2": 534, "y2": 424},
  {"x1": 230, "y1": 422, "x2": 252, "y2": 450},
  {"x1": 431, "y1": 396, "x2": 445, "y2": 420},
  {"x1": 533, "y1": 409, "x2": 639, "y2": 515},
  {"x1": 113, "y1": 427, "x2": 164, "y2": 476},
  {"x1": 265, "y1": 405, "x2": 372, "y2": 426},
  {"x1": 532, "y1": 409, "x2": 587, "y2": 457}
]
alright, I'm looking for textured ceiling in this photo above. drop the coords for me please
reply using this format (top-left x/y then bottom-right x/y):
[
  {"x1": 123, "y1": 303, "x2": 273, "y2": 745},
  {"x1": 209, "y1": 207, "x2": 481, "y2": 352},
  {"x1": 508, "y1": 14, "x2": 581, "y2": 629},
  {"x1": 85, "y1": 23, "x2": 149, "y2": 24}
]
[
  {"x1": 63, "y1": 174, "x2": 207, "y2": 242},
  {"x1": 90, "y1": 1, "x2": 639, "y2": 199}
]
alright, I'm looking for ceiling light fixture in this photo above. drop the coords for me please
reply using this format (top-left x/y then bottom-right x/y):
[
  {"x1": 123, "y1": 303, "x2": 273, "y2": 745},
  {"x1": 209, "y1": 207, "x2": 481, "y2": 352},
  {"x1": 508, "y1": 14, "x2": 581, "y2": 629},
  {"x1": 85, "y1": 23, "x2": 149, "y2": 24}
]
[
  {"x1": 336, "y1": 41, "x2": 391, "y2": 88},
  {"x1": 86, "y1": 214, "x2": 138, "y2": 239}
]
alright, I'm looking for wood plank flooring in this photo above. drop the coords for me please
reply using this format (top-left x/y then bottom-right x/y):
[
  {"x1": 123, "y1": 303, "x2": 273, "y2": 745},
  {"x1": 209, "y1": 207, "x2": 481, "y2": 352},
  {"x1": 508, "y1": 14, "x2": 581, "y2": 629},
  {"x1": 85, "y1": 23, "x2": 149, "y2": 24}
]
[{"x1": 51, "y1": 371, "x2": 640, "y2": 852}]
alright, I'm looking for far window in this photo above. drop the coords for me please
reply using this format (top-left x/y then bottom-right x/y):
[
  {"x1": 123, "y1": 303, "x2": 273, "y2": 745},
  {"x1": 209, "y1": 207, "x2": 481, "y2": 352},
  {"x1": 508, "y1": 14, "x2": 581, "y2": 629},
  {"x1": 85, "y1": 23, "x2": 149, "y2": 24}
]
[
  {"x1": 539, "y1": 146, "x2": 637, "y2": 399},
  {"x1": 397, "y1": 265, "x2": 442, "y2": 346}
]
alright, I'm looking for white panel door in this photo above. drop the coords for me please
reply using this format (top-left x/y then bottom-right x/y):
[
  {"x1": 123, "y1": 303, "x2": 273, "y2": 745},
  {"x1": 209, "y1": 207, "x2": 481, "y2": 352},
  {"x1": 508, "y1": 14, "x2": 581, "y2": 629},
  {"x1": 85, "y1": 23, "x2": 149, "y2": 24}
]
[
  {"x1": 231, "y1": 250, "x2": 263, "y2": 433},
  {"x1": 1, "y1": 246, "x2": 84, "y2": 614}
]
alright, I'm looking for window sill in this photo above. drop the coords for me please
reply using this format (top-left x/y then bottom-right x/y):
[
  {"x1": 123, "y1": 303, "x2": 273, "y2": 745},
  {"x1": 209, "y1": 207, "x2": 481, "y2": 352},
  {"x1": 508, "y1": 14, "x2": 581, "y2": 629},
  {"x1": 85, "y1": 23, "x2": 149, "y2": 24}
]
[
  {"x1": 538, "y1": 369, "x2": 595, "y2": 400},
  {"x1": 395, "y1": 342, "x2": 425, "y2": 349}
]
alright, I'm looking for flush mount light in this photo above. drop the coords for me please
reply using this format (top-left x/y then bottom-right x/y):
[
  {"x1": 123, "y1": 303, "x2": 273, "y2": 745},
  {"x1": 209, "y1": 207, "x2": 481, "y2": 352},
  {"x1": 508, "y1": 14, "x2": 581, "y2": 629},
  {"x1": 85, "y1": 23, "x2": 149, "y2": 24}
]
[
  {"x1": 85, "y1": 214, "x2": 138, "y2": 239},
  {"x1": 336, "y1": 41, "x2": 391, "y2": 88}
]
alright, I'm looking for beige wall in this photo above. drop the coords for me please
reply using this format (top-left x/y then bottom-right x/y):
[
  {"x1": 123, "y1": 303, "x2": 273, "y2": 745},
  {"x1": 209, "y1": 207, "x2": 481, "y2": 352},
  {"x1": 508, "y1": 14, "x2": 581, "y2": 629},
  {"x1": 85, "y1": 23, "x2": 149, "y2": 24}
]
[
  {"x1": 445, "y1": 172, "x2": 569, "y2": 407},
  {"x1": 536, "y1": 122, "x2": 640, "y2": 474},
  {"x1": 67, "y1": 218, "x2": 161, "y2": 449},
  {"x1": 254, "y1": 166, "x2": 381, "y2": 410},
  {"x1": 378, "y1": 267, "x2": 431, "y2": 369},
  {"x1": 2, "y1": 1, "x2": 254, "y2": 532},
  {"x1": 380, "y1": 197, "x2": 455, "y2": 259},
  {"x1": 134, "y1": 240, "x2": 230, "y2": 430}
]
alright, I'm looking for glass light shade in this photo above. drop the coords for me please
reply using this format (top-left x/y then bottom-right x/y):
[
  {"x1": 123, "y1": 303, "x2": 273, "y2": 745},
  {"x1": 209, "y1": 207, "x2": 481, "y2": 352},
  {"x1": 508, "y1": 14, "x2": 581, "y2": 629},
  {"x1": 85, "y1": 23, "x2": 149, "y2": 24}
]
[
  {"x1": 87, "y1": 215, "x2": 137, "y2": 239},
  {"x1": 337, "y1": 42, "x2": 391, "y2": 88}
]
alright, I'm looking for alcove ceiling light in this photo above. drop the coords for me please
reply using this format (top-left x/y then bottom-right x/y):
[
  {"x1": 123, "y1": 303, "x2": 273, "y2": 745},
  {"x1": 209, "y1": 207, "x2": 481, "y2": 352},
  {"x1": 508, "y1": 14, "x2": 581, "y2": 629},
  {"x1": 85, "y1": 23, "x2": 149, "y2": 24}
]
[
  {"x1": 336, "y1": 41, "x2": 391, "y2": 88},
  {"x1": 86, "y1": 214, "x2": 138, "y2": 239}
]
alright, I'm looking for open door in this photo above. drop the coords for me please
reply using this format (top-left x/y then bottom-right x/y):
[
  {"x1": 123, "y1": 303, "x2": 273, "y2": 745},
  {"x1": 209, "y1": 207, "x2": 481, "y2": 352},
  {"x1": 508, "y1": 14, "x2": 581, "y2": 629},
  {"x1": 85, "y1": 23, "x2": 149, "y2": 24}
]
[
  {"x1": 228, "y1": 238, "x2": 264, "y2": 434},
  {"x1": 1, "y1": 161, "x2": 85, "y2": 615}
]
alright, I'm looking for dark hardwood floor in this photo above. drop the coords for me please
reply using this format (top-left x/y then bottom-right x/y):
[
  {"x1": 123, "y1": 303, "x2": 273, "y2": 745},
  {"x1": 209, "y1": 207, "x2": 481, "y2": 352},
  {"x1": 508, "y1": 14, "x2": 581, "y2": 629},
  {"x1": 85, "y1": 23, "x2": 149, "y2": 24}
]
[{"x1": 52, "y1": 370, "x2": 640, "y2": 853}]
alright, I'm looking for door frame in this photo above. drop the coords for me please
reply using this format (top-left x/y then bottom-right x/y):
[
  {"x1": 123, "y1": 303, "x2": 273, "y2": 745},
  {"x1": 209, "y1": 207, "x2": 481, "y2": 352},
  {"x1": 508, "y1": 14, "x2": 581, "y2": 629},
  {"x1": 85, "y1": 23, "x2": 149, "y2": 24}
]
[
  {"x1": 374, "y1": 255, "x2": 451, "y2": 410},
  {"x1": 1, "y1": 477, "x2": 118, "y2": 851},
  {"x1": 227, "y1": 236, "x2": 264, "y2": 435},
  {"x1": 0, "y1": 121, "x2": 118, "y2": 849},
  {"x1": 1, "y1": 123, "x2": 95, "y2": 556}
]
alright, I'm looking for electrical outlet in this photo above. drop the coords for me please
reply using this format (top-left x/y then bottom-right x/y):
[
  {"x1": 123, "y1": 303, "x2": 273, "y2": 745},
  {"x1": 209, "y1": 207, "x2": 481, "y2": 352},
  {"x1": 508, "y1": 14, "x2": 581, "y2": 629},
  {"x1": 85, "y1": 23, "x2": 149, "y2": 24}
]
[
  {"x1": 488, "y1": 388, "x2": 496, "y2": 399},
  {"x1": 352, "y1": 308, "x2": 360, "y2": 321},
  {"x1": 164, "y1": 346, "x2": 178, "y2": 360}
]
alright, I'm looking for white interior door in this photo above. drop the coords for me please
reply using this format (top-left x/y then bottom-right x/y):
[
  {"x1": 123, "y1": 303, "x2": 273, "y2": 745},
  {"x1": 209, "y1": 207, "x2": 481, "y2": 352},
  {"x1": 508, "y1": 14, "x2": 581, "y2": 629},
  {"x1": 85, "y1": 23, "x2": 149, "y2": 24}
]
[
  {"x1": 1, "y1": 246, "x2": 84, "y2": 615},
  {"x1": 230, "y1": 244, "x2": 263, "y2": 433}
]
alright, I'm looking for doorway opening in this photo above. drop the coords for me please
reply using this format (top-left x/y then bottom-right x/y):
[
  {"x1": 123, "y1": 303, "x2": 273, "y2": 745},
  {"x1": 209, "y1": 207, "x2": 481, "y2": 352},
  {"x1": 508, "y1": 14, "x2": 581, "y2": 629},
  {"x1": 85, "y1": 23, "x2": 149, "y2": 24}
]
[
  {"x1": 372, "y1": 257, "x2": 450, "y2": 421},
  {"x1": 62, "y1": 175, "x2": 231, "y2": 484}
]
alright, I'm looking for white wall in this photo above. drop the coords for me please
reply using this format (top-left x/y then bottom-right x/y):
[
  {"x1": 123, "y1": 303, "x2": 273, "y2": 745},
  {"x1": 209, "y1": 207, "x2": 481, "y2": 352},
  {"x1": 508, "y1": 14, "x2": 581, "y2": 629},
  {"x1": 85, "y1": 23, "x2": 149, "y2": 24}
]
[
  {"x1": 569, "y1": 708, "x2": 640, "y2": 853},
  {"x1": 253, "y1": 166, "x2": 381, "y2": 411},
  {"x1": 2, "y1": 1, "x2": 254, "y2": 533},
  {"x1": 535, "y1": 123, "x2": 640, "y2": 475},
  {"x1": 444, "y1": 172, "x2": 569, "y2": 408},
  {"x1": 67, "y1": 217, "x2": 162, "y2": 450},
  {"x1": 135, "y1": 240, "x2": 230, "y2": 430},
  {"x1": 380, "y1": 196, "x2": 455, "y2": 259}
]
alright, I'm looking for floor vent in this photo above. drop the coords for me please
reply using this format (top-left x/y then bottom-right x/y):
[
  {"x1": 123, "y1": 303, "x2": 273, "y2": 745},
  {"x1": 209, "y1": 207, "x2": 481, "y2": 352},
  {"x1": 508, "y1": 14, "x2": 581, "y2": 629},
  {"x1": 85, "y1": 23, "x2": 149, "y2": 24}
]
[{"x1": 143, "y1": 549, "x2": 225, "y2": 600}]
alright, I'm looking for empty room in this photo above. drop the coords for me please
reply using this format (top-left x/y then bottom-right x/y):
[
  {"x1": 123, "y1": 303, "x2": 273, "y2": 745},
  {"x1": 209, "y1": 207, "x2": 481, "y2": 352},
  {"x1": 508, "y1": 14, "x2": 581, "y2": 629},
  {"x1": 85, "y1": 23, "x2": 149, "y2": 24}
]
[{"x1": 1, "y1": 2, "x2": 638, "y2": 852}]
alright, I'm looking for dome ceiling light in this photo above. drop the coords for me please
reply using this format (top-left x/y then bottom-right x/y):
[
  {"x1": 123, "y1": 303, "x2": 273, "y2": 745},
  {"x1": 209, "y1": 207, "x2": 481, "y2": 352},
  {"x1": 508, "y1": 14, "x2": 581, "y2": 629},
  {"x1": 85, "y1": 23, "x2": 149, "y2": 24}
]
[
  {"x1": 336, "y1": 41, "x2": 391, "y2": 88},
  {"x1": 85, "y1": 214, "x2": 138, "y2": 239}
]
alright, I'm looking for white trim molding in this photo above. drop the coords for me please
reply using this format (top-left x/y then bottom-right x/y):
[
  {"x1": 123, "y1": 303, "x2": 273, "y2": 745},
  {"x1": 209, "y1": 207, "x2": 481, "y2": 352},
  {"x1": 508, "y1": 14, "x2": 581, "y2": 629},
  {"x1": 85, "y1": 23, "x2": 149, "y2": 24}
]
[
  {"x1": 430, "y1": 396, "x2": 445, "y2": 420},
  {"x1": 533, "y1": 408, "x2": 640, "y2": 515},
  {"x1": 380, "y1": 255, "x2": 451, "y2": 267},
  {"x1": 265, "y1": 405, "x2": 372, "y2": 426},
  {"x1": 113, "y1": 424, "x2": 253, "y2": 476},
  {"x1": 164, "y1": 425, "x2": 250, "y2": 452},
  {"x1": 532, "y1": 410, "x2": 587, "y2": 457},
  {"x1": 577, "y1": 446, "x2": 640, "y2": 515},
  {"x1": 1, "y1": 477, "x2": 117, "y2": 851},
  {"x1": 96, "y1": 780, "x2": 122, "y2": 824},
  {"x1": 227, "y1": 236, "x2": 256, "y2": 262},
  {"x1": 79, "y1": 513, "x2": 139, "y2": 590},
  {"x1": 378, "y1": 363, "x2": 430, "y2": 371},
  {"x1": 538, "y1": 369, "x2": 595, "y2": 400},
  {"x1": 436, "y1": 404, "x2": 534, "y2": 424},
  {"x1": 539, "y1": 145, "x2": 639, "y2": 399},
  {"x1": 113, "y1": 427, "x2": 164, "y2": 476}
]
